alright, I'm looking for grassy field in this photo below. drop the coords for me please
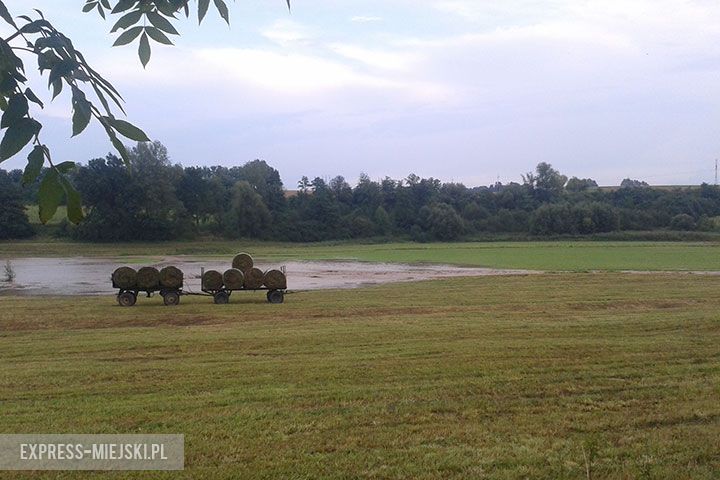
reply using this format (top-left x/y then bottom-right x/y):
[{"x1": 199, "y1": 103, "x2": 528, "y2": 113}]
[
  {"x1": 1, "y1": 273, "x2": 719, "y2": 479},
  {"x1": 2, "y1": 239, "x2": 720, "y2": 271}
]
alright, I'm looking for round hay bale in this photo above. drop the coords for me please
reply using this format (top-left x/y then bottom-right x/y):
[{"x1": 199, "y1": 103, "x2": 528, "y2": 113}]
[
  {"x1": 159, "y1": 266, "x2": 183, "y2": 289},
  {"x1": 112, "y1": 267, "x2": 137, "y2": 289},
  {"x1": 202, "y1": 270, "x2": 223, "y2": 291},
  {"x1": 244, "y1": 267, "x2": 264, "y2": 290},
  {"x1": 136, "y1": 267, "x2": 160, "y2": 290},
  {"x1": 232, "y1": 252, "x2": 254, "y2": 272},
  {"x1": 223, "y1": 268, "x2": 245, "y2": 290},
  {"x1": 263, "y1": 269, "x2": 287, "y2": 290}
]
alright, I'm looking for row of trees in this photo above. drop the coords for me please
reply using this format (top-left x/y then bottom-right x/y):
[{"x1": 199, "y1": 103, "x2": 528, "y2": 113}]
[{"x1": 2, "y1": 142, "x2": 720, "y2": 241}]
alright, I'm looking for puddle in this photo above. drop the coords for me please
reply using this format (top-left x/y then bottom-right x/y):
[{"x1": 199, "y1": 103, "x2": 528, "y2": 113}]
[{"x1": 0, "y1": 257, "x2": 537, "y2": 296}]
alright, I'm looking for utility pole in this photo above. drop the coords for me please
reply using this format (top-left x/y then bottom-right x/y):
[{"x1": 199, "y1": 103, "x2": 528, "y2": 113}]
[{"x1": 716, "y1": 159, "x2": 718, "y2": 186}]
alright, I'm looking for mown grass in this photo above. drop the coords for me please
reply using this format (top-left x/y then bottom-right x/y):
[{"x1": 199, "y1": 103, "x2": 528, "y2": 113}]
[
  {"x1": 1, "y1": 273, "x2": 719, "y2": 479},
  {"x1": 2, "y1": 239, "x2": 720, "y2": 271}
]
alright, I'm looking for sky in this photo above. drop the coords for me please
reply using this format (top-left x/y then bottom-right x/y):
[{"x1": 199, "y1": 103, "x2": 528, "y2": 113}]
[{"x1": 2, "y1": 0, "x2": 720, "y2": 187}]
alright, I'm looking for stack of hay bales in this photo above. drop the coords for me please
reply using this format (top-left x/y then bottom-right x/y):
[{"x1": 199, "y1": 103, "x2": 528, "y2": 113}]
[
  {"x1": 232, "y1": 253, "x2": 254, "y2": 272},
  {"x1": 159, "y1": 266, "x2": 183, "y2": 289},
  {"x1": 244, "y1": 268, "x2": 265, "y2": 289},
  {"x1": 263, "y1": 269, "x2": 287, "y2": 290},
  {"x1": 222, "y1": 269, "x2": 244, "y2": 290},
  {"x1": 201, "y1": 252, "x2": 287, "y2": 291},
  {"x1": 112, "y1": 265, "x2": 184, "y2": 290},
  {"x1": 112, "y1": 267, "x2": 137, "y2": 289},
  {"x1": 136, "y1": 267, "x2": 160, "y2": 290},
  {"x1": 202, "y1": 270, "x2": 223, "y2": 291}
]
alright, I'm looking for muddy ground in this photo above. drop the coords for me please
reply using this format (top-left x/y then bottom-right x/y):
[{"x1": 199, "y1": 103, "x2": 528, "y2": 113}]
[{"x1": 0, "y1": 257, "x2": 538, "y2": 296}]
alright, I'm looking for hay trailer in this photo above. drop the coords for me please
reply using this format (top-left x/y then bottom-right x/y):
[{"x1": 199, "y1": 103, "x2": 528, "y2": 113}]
[
  {"x1": 202, "y1": 286, "x2": 285, "y2": 305},
  {"x1": 114, "y1": 283, "x2": 182, "y2": 307},
  {"x1": 112, "y1": 265, "x2": 287, "y2": 307},
  {"x1": 113, "y1": 266, "x2": 184, "y2": 307},
  {"x1": 201, "y1": 266, "x2": 286, "y2": 305}
]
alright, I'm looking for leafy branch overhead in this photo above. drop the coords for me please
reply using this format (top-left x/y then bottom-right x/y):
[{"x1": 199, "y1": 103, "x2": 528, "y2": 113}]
[
  {"x1": 0, "y1": 1, "x2": 289, "y2": 225},
  {"x1": 84, "y1": 0, "x2": 291, "y2": 67}
]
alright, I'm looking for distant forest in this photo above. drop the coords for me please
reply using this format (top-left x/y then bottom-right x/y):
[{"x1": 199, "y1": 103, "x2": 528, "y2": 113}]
[{"x1": 1, "y1": 141, "x2": 720, "y2": 241}]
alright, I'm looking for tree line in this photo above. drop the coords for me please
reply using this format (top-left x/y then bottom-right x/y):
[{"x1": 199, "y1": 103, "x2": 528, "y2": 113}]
[{"x1": 2, "y1": 141, "x2": 720, "y2": 241}]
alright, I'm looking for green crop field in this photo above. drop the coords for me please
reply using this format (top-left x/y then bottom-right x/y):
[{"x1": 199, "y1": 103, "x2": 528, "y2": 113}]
[
  {"x1": 2, "y1": 239, "x2": 720, "y2": 271},
  {"x1": 1, "y1": 273, "x2": 719, "y2": 479}
]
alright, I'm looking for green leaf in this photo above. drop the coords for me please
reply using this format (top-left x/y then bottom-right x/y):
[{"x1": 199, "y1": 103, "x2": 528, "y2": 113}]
[
  {"x1": 110, "y1": 134, "x2": 130, "y2": 165},
  {"x1": 0, "y1": 75, "x2": 18, "y2": 94},
  {"x1": 82, "y1": 2, "x2": 97, "y2": 13},
  {"x1": 156, "y1": 1, "x2": 178, "y2": 17},
  {"x1": 145, "y1": 27, "x2": 174, "y2": 45},
  {"x1": 146, "y1": 11, "x2": 178, "y2": 34},
  {"x1": 60, "y1": 176, "x2": 84, "y2": 224},
  {"x1": 100, "y1": 0, "x2": 111, "y2": 9},
  {"x1": 198, "y1": 0, "x2": 209, "y2": 24},
  {"x1": 111, "y1": 0, "x2": 136, "y2": 14},
  {"x1": 38, "y1": 169, "x2": 64, "y2": 224},
  {"x1": 51, "y1": 78, "x2": 63, "y2": 100},
  {"x1": 71, "y1": 87, "x2": 92, "y2": 137},
  {"x1": 97, "y1": 3, "x2": 105, "y2": 19},
  {"x1": 19, "y1": 19, "x2": 51, "y2": 34},
  {"x1": 107, "y1": 117, "x2": 150, "y2": 142},
  {"x1": 0, "y1": 118, "x2": 40, "y2": 162},
  {"x1": 110, "y1": 10, "x2": 142, "y2": 33},
  {"x1": 24, "y1": 88, "x2": 44, "y2": 108},
  {"x1": 213, "y1": 0, "x2": 229, "y2": 24},
  {"x1": 0, "y1": 1, "x2": 17, "y2": 28},
  {"x1": 138, "y1": 31, "x2": 151, "y2": 68},
  {"x1": 38, "y1": 50, "x2": 61, "y2": 72},
  {"x1": 1, "y1": 93, "x2": 29, "y2": 128},
  {"x1": 35, "y1": 35, "x2": 67, "y2": 51},
  {"x1": 48, "y1": 59, "x2": 77, "y2": 86},
  {"x1": 55, "y1": 160, "x2": 76, "y2": 174},
  {"x1": 22, "y1": 145, "x2": 45, "y2": 186},
  {"x1": 112, "y1": 26, "x2": 143, "y2": 46}
]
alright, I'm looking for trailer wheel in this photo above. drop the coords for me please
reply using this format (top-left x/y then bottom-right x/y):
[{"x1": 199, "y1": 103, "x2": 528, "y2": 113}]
[
  {"x1": 267, "y1": 290, "x2": 284, "y2": 304},
  {"x1": 163, "y1": 291, "x2": 180, "y2": 306},
  {"x1": 214, "y1": 291, "x2": 229, "y2": 305},
  {"x1": 118, "y1": 291, "x2": 137, "y2": 307}
]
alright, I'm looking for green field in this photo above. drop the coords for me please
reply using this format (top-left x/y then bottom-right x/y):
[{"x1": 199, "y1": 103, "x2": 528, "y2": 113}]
[
  {"x1": 1, "y1": 273, "x2": 719, "y2": 479},
  {"x1": 2, "y1": 239, "x2": 720, "y2": 271}
]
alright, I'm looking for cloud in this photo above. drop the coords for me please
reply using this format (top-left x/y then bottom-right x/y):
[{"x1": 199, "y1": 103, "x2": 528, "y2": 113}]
[
  {"x1": 393, "y1": 22, "x2": 633, "y2": 51},
  {"x1": 260, "y1": 19, "x2": 315, "y2": 47},
  {"x1": 9, "y1": 0, "x2": 720, "y2": 185},
  {"x1": 351, "y1": 15, "x2": 383, "y2": 23},
  {"x1": 196, "y1": 48, "x2": 397, "y2": 92},
  {"x1": 328, "y1": 44, "x2": 419, "y2": 71}
]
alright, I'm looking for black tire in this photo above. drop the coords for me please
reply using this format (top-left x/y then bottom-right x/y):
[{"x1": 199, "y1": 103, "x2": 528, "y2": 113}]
[
  {"x1": 117, "y1": 291, "x2": 137, "y2": 307},
  {"x1": 214, "y1": 291, "x2": 230, "y2": 305},
  {"x1": 267, "y1": 290, "x2": 284, "y2": 304},
  {"x1": 163, "y1": 291, "x2": 180, "y2": 306}
]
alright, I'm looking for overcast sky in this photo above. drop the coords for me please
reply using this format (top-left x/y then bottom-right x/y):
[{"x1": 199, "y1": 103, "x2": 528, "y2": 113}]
[{"x1": 3, "y1": 0, "x2": 720, "y2": 187}]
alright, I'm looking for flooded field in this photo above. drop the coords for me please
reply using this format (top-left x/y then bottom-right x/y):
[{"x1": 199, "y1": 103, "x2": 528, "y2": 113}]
[{"x1": 0, "y1": 257, "x2": 536, "y2": 296}]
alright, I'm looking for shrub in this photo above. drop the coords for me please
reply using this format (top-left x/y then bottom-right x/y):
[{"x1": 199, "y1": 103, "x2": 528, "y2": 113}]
[
  {"x1": 424, "y1": 203, "x2": 464, "y2": 240},
  {"x1": 669, "y1": 213, "x2": 696, "y2": 231}
]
